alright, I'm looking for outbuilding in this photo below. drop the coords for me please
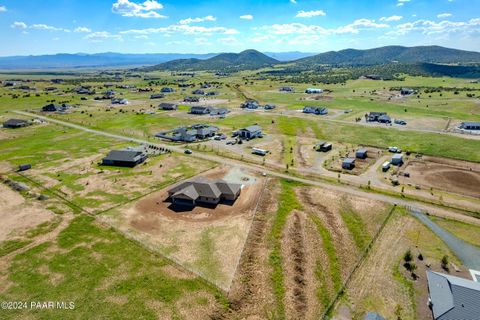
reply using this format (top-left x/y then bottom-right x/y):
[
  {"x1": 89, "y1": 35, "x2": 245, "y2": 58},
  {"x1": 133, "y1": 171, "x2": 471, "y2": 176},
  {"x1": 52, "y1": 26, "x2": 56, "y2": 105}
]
[
  {"x1": 238, "y1": 125, "x2": 262, "y2": 139},
  {"x1": 342, "y1": 158, "x2": 356, "y2": 170},
  {"x1": 315, "y1": 141, "x2": 332, "y2": 152},
  {"x1": 3, "y1": 118, "x2": 30, "y2": 129},
  {"x1": 159, "y1": 103, "x2": 178, "y2": 110},
  {"x1": 102, "y1": 150, "x2": 147, "y2": 167},
  {"x1": 356, "y1": 148, "x2": 368, "y2": 159},
  {"x1": 391, "y1": 154, "x2": 403, "y2": 166}
]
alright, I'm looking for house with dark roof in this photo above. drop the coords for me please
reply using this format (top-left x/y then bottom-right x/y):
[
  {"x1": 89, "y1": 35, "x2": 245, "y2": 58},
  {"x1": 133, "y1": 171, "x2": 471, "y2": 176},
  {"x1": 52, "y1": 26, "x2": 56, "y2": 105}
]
[
  {"x1": 3, "y1": 118, "x2": 30, "y2": 129},
  {"x1": 315, "y1": 141, "x2": 332, "y2": 152},
  {"x1": 367, "y1": 112, "x2": 388, "y2": 122},
  {"x1": 459, "y1": 122, "x2": 480, "y2": 130},
  {"x1": 184, "y1": 96, "x2": 200, "y2": 103},
  {"x1": 241, "y1": 100, "x2": 260, "y2": 109},
  {"x1": 279, "y1": 86, "x2": 294, "y2": 92},
  {"x1": 192, "y1": 89, "x2": 205, "y2": 95},
  {"x1": 42, "y1": 103, "x2": 71, "y2": 112},
  {"x1": 161, "y1": 87, "x2": 175, "y2": 93},
  {"x1": 378, "y1": 114, "x2": 392, "y2": 123},
  {"x1": 401, "y1": 88, "x2": 416, "y2": 96},
  {"x1": 356, "y1": 148, "x2": 368, "y2": 159},
  {"x1": 150, "y1": 93, "x2": 165, "y2": 99},
  {"x1": 427, "y1": 270, "x2": 480, "y2": 320},
  {"x1": 159, "y1": 103, "x2": 178, "y2": 110},
  {"x1": 190, "y1": 106, "x2": 212, "y2": 114},
  {"x1": 303, "y1": 106, "x2": 328, "y2": 115},
  {"x1": 167, "y1": 177, "x2": 242, "y2": 206},
  {"x1": 102, "y1": 150, "x2": 147, "y2": 167},
  {"x1": 238, "y1": 125, "x2": 262, "y2": 139}
]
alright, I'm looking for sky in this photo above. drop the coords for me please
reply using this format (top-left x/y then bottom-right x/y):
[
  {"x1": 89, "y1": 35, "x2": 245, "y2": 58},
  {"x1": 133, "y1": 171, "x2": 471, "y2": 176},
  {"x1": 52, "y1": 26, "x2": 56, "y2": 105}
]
[{"x1": 0, "y1": 0, "x2": 479, "y2": 56}]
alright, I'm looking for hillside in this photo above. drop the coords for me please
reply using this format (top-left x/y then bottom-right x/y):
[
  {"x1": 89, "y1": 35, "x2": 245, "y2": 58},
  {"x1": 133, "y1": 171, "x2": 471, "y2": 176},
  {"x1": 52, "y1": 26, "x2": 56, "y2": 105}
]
[
  {"x1": 145, "y1": 49, "x2": 280, "y2": 71},
  {"x1": 295, "y1": 45, "x2": 480, "y2": 66}
]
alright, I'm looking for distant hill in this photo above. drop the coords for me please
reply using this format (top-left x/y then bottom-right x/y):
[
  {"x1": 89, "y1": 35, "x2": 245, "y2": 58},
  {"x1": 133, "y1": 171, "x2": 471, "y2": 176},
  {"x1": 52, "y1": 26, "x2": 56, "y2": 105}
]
[
  {"x1": 264, "y1": 51, "x2": 316, "y2": 61},
  {"x1": 146, "y1": 50, "x2": 280, "y2": 72},
  {"x1": 295, "y1": 45, "x2": 480, "y2": 66},
  {"x1": 0, "y1": 52, "x2": 218, "y2": 69}
]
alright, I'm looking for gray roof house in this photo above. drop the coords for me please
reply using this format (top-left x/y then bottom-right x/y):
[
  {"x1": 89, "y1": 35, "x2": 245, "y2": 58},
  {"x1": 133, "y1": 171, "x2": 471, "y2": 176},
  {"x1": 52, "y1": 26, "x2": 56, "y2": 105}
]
[
  {"x1": 427, "y1": 270, "x2": 480, "y2": 320},
  {"x1": 459, "y1": 122, "x2": 480, "y2": 130},
  {"x1": 3, "y1": 118, "x2": 30, "y2": 129},
  {"x1": 159, "y1": 103, "x2": 178, "y2": 110},
  {"x1": 168, "y1": 177, "x2": 242, "y2": 206},
  {"x1": 102, "y1": 150, "x2": 147, "y2": 167},
  {"x1": 238, "y1": 125, "x2": 262, "y2": 139},
  {"x1": 342, "y1": 158, "x2": 356, "y2": 170},
  {"x1": 356, "y1": 148, "x2": 368, "y2": 159},
  {"x1": 391, "y1": 154, "x2": 403, "y2": 165},
  {"x1": 367, "y1": 112, "x2": 387, "y2": 122},
  {"x1": 190, "y1": 106, "x2": 212, "y2": 114},
  {"x1": 303, "y1": 106, "x2": 328, "y2": 115}
]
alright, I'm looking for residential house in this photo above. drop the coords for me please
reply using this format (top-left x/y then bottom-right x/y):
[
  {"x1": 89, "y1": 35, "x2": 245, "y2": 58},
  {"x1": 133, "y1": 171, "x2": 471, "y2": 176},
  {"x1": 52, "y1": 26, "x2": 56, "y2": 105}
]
[
  {"x1": 41, "y1": 103, "x2": 71, "y2": 112},
  {"x1": 342, "y1": 158, "x2": 356, "y2": 170},
  {"x1": 111, "y1": 98, "x2": 129, "y2": 105},
  {"x1": 279, "y1": 86, "x2": 294, "y2": 92},
  {"x1": 161, "y1": 87, "x2": 175, "y2": 93},
  {"x1": 192, "y1": 89, "x2": 205, "y2": 95},
  {"x1": 305, "y1": 88, "x2": 323, "y2": 94},
  {"x1": 167, "y1": 177, "x2": 241, "y2": 206},
  {"x1": 264, "y1": 104, "x2": 276, "y2": 110},
  {"x1": 401, "y1": 88, "x2": 416, "y2": 95},
  {"x1": 150, "y1": 93, "x2": 165, "y2": 99},
  {"x1": 378, "y1": 114, "x2": 392, "y2": 123},
  {"x1": 241, "y1": 100, "x2": 260, "y2": 109},
  {"x1": 102, "y1": 149, "x2": 147, "y2": 167},
  {"x1": 238, "y1": 125, "x2": 262, "y2": 139},
  {"x1": 159, "y1": 103, "x2": 178, "y2": 110},
  {"x1": 427, "y1": 270, "x2": 480, "y2": 320},
  {"x1": 3, "y1": 118, "x2": 30, "y2": 129},
  {"x1": 367, "y1": 112, "x2": 388, "y2": 122},
  {"x1": 459, "y1": 122, "x2": 480, "y2": 130},
  {"x1": 303, "y1": 106, "x2": 328, "y2": 115},
  {"x1": 190, "y1": 106, "x2": 212, "y2": 115},
  {"x1": 184, "y1": 96, "x2": 200, "y2": 103}
]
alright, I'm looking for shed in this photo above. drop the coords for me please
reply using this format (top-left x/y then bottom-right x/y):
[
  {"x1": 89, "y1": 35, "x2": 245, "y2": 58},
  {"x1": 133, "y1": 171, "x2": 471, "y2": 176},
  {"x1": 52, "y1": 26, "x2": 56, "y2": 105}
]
[
  {"x1": 356, "y1": 148, "x2": 368, "y2": 159},
  {"x1": 159, "y1": 103, "x2": 178, "y2": 110},
  {"x1": 342, "y1": 158, "x2": 356, "y2": 170},
  {"x1": 18, "y1": 164, "x2": 32, "y2": 172},
  {"x1": 391, "y1": 154, "x2": 403, "y2": 166}
]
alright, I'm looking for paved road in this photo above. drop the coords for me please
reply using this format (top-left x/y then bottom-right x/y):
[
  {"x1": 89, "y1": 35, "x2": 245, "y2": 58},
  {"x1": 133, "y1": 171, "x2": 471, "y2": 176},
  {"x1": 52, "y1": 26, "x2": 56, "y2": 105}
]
[
  {"x1": 13, "y1": 110, "x2": 480, "y2": 226},
  {"x1": 408, "y1": 206, "x2": 480, "y2": 270}
]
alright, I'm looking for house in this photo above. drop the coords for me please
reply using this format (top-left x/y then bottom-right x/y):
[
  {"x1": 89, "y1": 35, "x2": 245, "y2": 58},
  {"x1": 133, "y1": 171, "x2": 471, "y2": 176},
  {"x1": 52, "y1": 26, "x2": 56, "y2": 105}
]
[
  {"x1": 378, "y1": 115, "x2": 392, "y2": 123},
  {"x1": 167, "y1": 177, "x2": 241, "y2": 206},
  {"x1": 192, "y1": 89, "x2": 205, "y2": 95},
  {"x1": 367, "y1": 112, "x2": 388, "y2": 122},
  {"x1": 205, "y1": 91, "x2": 218, "y2": 96},
  {"x1": 41, "y1": 103, "x2": 70, "y2": 112},
  {"x1": 303, "y1": 106, "x2": 328, "y2": 115},
  {"x1": 238, "y1": 125, "x2": 262, "y2": 139},
  {"x1": 401, "y1": 88, "x2": 415, "y2": 96},
  {"x1": 159, "y1": 103, "x2": 178, "y2": 110},
  {"x1": 156, "y1": 124, "x2": 219, "y2": 142},
  {"x1": 279, "y1": 86, "x2": 294, "y2": 92},
  {"x1": 201, "y1": 83, "x2": 212, "y2": 89},
  {"x1": 264, "y1": 104, "x2": 276, "y2": 110},
  {"x1": 150, "y1": 93, "x2": 165, "y2": 99},
  {"x1": 427, "y1": 270, "x2": 480, "y2": 320},
  {"x1": 102, "y1": 149, "x2": 147, "y2": 167},
  {"x1": 210, "y1": 108, "x2": 230, "y2": 116},
  {"x1": 391, "y1": 154, "x2": 403, "y2": 166},
  {"x1": 3, "y1": 81, "x2": 16, "y2": 87},
  {"x1": 161, "y1": 87, "x2": 175, "y2": 93},
  {"x1": 184, "y1": 96, "x2": 200, "y2": 103},
  {"x1": 3, "y1": 118, "x2": 30, "y2": 128},
  {"x1": 241, "y1": 100, "x2": 260, "y2": 109},
  {"x1": 111, "y1": 98, "x2": 129, "y2": 105},
  {"x1": 459, "y1": 122, "x2": 480, "y2": 130},
  {"x1": 75, "y1": 87, "x2": 94, "y2": 95},
  {"x1": 315, "y1": 141, "x2": 332, "y2": 152},
  {"x1": 356, "y1": 148, "x2": 368, "y2": 159},
  {"x1": 305, "y1": 88, "x2": 323, "y2": 94},
  {"x1": 190, "y1": 106, "x2": 212, "y2": 114},
  {"x1": 342, "y1": 158, "x2": 356, "y2": 170}
]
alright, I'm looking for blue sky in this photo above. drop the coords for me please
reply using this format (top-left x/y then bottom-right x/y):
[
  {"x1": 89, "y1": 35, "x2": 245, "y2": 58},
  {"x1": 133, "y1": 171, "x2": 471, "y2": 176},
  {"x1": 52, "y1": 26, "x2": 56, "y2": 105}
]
[{"x1": 0, "y1": 0, "x2": 479, "y2": 56}]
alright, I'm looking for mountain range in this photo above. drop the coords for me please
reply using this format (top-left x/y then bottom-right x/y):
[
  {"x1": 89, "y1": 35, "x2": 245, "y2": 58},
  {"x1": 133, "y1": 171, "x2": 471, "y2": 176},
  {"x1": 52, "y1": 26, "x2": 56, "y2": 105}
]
[{"x1": 0, "y1": 46, "x2": 479, "y2": 70}]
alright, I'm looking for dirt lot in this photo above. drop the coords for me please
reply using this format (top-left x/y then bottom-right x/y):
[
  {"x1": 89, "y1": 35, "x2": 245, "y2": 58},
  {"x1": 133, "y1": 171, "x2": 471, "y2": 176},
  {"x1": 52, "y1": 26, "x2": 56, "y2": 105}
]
[
  {"x1": 0, "y1": 183, "x2": 55, "y2": 242},
  {"x1": 400, "y1": 156, "x2": 480, "y2": 198},
  {"x1": 327, "y1": 147, "x2": 384, "y2": 175},
  {"x1": 100, "y1": 166, "x2": 266, "y2": 290}
]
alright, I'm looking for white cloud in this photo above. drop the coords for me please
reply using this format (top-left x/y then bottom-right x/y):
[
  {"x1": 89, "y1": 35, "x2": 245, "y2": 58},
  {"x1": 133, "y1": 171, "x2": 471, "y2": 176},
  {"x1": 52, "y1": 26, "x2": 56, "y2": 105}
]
[
  {"x1": 260, "y1": 18, "x2": 388, "y2": 36},
  {"x1": 120, "y1": 24, "x2": 239, "y2": 36},
  {"x1": 0, "y1": 5, "x2": 7, "y2": 12},
  {"x1": 296, "y1": 10, "x2": 326, "y2": 18},
  {"x1": 11, "y1": 21, "x2": 27, "y2": 29},
  {"x1": 240, "y1": 14, "x2": 253, "y2": 20},
  {"x1": 397, "y1": 0, "x2": 410, "y2": 6},
  {"x1": 112, "y1": 0, "x2": 166, "y2": 18},
  {"x1": 218, "y1": 36, "x2": 242, "y2": 45},
  {"x1": 84, "y1": 31, "x2": 123, "y2": 42},
  {"x1": 290, "y1": 0, "x2": 297, "y2": 3},
  {"x1": 179, "y1": 15, "x2": 216, "y2": 24},
  {"x1": 74, "y1": 27, "x2": 92, "y2": 33},
  {"x1": 30, "y1": 24, "x2": 69, "y2": 32},
  {"x1": 380, "y1": 15, "x2": 403, "y2": 22},
  {"x1": 388, "y1": 18, "x2": 480, "y2": 36},
  {"x1": 437, "y1": 13, "x2": 452, "y2": 18}
]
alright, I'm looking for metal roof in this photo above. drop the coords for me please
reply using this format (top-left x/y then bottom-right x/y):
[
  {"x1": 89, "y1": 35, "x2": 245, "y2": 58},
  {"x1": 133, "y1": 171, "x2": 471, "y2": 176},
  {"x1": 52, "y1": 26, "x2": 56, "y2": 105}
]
[
  {"x1": 103, "y1": 150, "x2": 144, "y2": 162},
  {"x1": 343, "y1": 158, "x2": 356, "y2": 164},
  {"x1": 427, "y1": 270, "x2": 480, "y2": 320},
  {"x1": 242, "y1": 125, "x2": 262, "y2": 133},
  {"x1": 169, "y1": 178, "x2": 241, "y2": 201}
]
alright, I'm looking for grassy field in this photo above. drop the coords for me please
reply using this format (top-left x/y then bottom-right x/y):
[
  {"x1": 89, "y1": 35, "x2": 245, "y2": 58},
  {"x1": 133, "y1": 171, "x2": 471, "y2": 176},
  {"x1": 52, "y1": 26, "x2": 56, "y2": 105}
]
[{"x1": 0, "y1": 215, "x2": 227, "y2": 319}]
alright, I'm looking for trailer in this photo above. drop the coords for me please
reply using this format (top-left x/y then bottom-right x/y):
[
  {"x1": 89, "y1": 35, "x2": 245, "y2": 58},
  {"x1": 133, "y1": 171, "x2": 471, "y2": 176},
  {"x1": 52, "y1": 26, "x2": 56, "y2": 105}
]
[{"x1": 252, "y1": 147, "x2": 268, "y2": 156}]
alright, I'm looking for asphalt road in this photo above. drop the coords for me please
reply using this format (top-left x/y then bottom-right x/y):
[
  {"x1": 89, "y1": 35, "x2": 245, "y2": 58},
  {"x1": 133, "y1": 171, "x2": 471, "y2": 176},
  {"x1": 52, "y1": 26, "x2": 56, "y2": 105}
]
[{"x1": 13, "y1": 110, "x2": 480, "y2": 226}]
